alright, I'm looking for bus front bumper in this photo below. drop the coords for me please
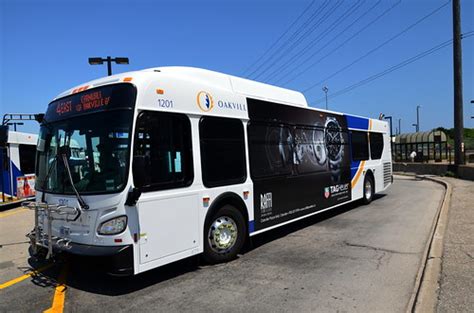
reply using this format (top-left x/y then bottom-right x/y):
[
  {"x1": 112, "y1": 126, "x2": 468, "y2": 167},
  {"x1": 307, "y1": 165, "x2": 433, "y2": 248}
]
[
  {"x1": 63, "y1": 242, "x2": 134, "y2": 276},
  {"x1": 28, "y1": 231, "x2": 134, "y2": 276}
]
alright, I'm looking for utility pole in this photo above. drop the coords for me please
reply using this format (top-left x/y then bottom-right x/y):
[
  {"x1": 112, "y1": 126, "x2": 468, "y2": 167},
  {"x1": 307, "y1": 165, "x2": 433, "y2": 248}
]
[
  {"x1": 453, "y1": 0, "x2": 464, "y2": 165},
  {"x1": 416, "y1": 105, "x2": 421, "y2": 132},
  {"x1": 398, "y1": 118, "x2": 401, "y2": 135}
]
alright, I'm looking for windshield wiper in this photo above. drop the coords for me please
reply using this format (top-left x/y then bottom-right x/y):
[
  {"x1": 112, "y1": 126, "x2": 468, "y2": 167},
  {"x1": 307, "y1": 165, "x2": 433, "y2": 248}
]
[
  {"x1": 40, "y1": 156, "x2": 57, "y2": 204},
  {"x1": 59, "y1": 146, "x2": 89, "y2": 210}
]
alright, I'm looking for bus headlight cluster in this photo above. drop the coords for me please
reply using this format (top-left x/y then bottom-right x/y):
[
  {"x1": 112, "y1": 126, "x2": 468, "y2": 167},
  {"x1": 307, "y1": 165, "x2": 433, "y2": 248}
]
[{"x1": 98, "y1": 216, "x2": 127, "y2": 235}]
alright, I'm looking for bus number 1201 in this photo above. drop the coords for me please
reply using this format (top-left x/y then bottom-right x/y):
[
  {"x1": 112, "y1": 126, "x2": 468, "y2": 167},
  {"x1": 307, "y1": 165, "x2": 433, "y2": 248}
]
[{"x1": 158, "y1": 99, "x2": 174, "y2": 108}]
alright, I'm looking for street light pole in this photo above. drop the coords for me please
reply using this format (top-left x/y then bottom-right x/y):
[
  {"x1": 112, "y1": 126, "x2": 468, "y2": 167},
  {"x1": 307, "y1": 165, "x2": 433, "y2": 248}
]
[
  {"x1": 88, "y1": 56, "x2": 129, "y2": 76},
  {"x1": 453, "y1": 0, "x2": 464, "y2": 165},
  {"x1": 398, "y1": 118, "x2": 401, "y2": 135},
  {"x1": 322, "y1": 86, "x2": 329, "y2": 110},
  {"x1": 6, "y1": 122, "x2": 24, "y2": 131},
  {"x1": 107, "y1": 56, "x2": 112, "y2": 76}
]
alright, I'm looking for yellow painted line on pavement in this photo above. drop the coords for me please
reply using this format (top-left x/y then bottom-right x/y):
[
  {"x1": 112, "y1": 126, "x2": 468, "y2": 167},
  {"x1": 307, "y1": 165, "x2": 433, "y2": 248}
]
[
  {"x1": 0, "y1": 207, "x2": 28, "y2": 218},
  {"x1": 0, "y1": 263, "x2": 54, "y2": 290},
  {"x1": 44, "y1": 262, "x2": 69, "y2": 313}
]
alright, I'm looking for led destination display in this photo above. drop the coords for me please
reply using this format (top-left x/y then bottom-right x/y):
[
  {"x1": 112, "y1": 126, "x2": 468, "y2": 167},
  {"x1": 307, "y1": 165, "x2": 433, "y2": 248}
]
[{"x1": 45, "y1": 84, "x2": 136, "y2": 122}]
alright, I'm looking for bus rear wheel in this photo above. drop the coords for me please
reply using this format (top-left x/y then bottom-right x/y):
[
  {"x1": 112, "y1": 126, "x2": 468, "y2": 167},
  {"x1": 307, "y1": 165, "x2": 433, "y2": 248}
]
[
  {"x1": 362, "y1": 175, "x2": 374, "y2": 204},
  {"x1": 203, "y1": 205, "x2": 246, "y2": 264}
]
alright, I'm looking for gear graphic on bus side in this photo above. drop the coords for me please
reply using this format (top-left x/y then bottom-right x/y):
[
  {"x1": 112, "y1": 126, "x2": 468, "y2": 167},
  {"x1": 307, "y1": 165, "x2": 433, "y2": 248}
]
[
  {"x1": 294, "y1": 129, "x2": 316, "y2": 165},
  {"x1": 324, "y1": 117, "x2": 344, "y2": 183},
  {"x1": 264, "y1": 126, "x2": 291, "y2": 171}
]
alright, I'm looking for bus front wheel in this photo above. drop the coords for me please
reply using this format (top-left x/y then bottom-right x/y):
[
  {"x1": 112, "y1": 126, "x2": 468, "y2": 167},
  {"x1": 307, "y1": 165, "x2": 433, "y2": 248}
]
[
  {"x1": 362, "y1": 175, "x2": 374, "y2": 204},
  {"x1": 203, "y1": 205, "x2": 246, "y2": 264}
]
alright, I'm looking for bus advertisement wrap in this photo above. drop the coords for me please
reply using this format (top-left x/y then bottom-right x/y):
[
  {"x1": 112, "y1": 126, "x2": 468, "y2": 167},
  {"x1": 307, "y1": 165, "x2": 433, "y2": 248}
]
[{"x1": 248, "y1": 98, "x2": 352, "y2": 231}]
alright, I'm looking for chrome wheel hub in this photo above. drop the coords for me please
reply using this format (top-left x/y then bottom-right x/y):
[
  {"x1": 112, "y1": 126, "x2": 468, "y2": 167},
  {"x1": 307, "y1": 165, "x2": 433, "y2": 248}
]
[
  {"x1": 208, "y1": 216, "x2": 238, "y2": 254},
  {"x1": 365, "y1": 180, "x2": 372, "y2": 200}
]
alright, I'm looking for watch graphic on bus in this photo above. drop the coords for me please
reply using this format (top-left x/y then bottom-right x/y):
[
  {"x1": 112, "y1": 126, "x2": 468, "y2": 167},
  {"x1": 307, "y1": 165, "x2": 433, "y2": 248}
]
[{"x1": 324, "y1": 117, "x2": 344, "y2": 182}]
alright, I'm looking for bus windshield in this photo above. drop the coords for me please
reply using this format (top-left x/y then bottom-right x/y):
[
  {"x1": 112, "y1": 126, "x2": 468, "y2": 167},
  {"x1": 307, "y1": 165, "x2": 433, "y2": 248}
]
[
  {"x1": 36, "y1": 84, "x2": 136, "y2": 195},
  {"x1": 36, "y1": 111, "x2": 133, "y2": 194}
]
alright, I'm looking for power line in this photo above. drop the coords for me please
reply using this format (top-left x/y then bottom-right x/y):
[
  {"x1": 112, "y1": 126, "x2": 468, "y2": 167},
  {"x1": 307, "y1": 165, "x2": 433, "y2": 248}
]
[
  {"x1": 245, "y1": 0, "x2": 330, "y2": 79},
  {"x1": 262, "y1": 0, "x2": 367, "y2": 83},
  {"x1": 311, "y1": 32, "x2": 474, "y2": 105},
  {"x1": 280, "y1": 0, "x2": 402, "y2": 87},
  {"x1": 303, "y1": 0, "x2": 450, "y2": 93},
  {"x1": 270, "y1": 0, "x2": 382, "y2": 85},
  {"x1": 312, "y1": 40, "x2": 453, "y2": 104},
  {"x1": 241, "y1": 0, "x2": 316, "y2": 77},
  {"x1": 252, "y1": 0, "x2": 342, "y2": 80},
  {"x1": 251, "y1": 0, "x2": 344, "y2": 80}
]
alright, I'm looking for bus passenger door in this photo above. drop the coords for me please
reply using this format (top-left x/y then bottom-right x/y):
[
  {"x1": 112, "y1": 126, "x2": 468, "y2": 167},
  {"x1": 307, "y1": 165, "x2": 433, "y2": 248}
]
[{"x1": 133, "y1": 111, "x2": 198, "y2": 264}]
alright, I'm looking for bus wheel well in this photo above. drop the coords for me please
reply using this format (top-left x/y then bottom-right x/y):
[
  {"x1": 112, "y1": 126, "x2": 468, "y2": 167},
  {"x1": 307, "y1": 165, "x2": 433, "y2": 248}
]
[
  {"x1": 365, "y1": 170, "x2": 375, "y2": 191},
  {"x1": 365, "y1": 170, "x2": 374, "y2": 182},
  {"x1": 205, "y1": 192, "x2": 249, "y2": 232}
]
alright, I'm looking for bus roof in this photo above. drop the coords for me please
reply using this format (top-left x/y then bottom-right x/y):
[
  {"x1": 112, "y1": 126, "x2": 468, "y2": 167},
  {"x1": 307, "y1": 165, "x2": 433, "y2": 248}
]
[{"x1": 53, "y1": 66, "x2": 308, "y2": 108}]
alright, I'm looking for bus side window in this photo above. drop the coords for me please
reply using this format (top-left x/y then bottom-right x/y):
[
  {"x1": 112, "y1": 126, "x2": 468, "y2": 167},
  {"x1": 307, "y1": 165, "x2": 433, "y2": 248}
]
[
  {"x1": 199, "y1": 116, "x2": 246, "y2": 187},
  {"x1": 19, "y1": 144, "x2": 36, "y2": 174},
  {"x1": 369, "y1": 133, "x2": 384, "y2": 160},
  {"x1": 350, "y1": 131, "x2": 369, "y2": 161},
  {"x1": 133, "y1": 111, "x2": 193, "y2": 191}
]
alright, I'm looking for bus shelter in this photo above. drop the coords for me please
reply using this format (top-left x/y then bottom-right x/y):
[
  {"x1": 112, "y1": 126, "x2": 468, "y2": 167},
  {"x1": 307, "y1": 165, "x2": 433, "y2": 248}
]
[{"x1": 393, "y1": 130, "x2": 448, "y2": 162}]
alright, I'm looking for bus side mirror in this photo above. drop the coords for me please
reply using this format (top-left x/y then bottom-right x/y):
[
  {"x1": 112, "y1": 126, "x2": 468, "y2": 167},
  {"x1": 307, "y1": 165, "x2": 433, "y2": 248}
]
[
  {"x1": 125, "y1": 187, "x2": 142, "y2": 206},
  {"x1": 132, "y1": 155, "x2": 147, "y2": 189}
]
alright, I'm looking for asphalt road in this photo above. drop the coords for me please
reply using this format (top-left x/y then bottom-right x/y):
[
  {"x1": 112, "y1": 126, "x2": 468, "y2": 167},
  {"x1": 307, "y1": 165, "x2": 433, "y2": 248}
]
[{"x1": 0, "y1": 176, "x2": 444, "y2": 313}]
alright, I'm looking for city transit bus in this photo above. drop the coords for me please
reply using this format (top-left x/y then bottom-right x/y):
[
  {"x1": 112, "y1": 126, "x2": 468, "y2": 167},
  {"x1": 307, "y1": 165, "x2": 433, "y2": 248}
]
[{"x1": 26, "y1": 67, "x2": 392, "y2": 275}]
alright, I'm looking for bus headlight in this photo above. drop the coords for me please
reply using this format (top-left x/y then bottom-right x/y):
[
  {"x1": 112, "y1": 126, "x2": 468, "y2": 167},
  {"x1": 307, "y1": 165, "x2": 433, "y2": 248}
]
[{"x1": 98, "y1": 216, "x2": 127, "y2": 235}]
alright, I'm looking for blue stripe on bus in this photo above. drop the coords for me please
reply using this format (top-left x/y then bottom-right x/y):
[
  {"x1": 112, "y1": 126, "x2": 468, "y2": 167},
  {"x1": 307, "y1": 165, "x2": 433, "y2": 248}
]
[
  {"x1": 350, "y1": 160, "x2": 360, "y2": 179},
  {"x1": 248, "y1": 220, "x2": 255, "y2": 233},
  {"x1": 345, "y1": 115, "x2": 369, "y2": 130},
  {"x1": 0, "y1": 153, "x2": 22, "y2": 196}
]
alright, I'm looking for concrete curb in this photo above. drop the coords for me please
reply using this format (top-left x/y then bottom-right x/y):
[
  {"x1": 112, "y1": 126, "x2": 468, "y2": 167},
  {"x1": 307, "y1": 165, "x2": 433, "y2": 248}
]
[{"x1": 399, "y1": 174, "x2": 452, "y2": 313}]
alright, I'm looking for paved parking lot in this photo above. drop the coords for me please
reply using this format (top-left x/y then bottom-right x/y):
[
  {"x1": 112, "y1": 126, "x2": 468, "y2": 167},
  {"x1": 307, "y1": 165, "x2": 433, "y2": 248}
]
[{"x1": 0, "y1": 176, "x2": 444, "y2": 313}]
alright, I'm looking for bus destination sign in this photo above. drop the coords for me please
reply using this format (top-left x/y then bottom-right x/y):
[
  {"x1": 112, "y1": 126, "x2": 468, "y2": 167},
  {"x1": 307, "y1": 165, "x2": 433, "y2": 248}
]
[
  {"x1": 45, "y1": 84, "x2": 137, "y2": 122},
  {"x1": 55, "y1": 91, "x2": 111, "y2": 116}
]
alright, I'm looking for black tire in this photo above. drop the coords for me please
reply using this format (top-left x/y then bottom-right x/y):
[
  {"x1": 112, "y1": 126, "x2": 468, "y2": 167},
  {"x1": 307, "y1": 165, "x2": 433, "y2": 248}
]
[
  {"x1": 203, "y1": 205, "x2": 246, "y2": 264},
  {"x1": 362, "y1": 175, "x2": 374, "y2": 205}
]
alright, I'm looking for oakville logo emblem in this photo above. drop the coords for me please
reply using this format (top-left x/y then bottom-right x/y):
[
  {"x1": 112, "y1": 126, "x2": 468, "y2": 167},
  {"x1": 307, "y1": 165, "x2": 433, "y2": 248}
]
[
  {"x1": 324, "y1": 187, "x2": 331, "y2": 199},
  {"x1": 197, "y1": 91, "x2": 214, "y2": 112}
]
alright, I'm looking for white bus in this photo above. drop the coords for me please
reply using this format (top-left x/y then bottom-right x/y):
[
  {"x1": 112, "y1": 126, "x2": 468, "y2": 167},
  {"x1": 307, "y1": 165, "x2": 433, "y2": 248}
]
[
  {"x1": 1, "y1": 130, "x2": 38, "y2": 204},
  {"x1": 27, "y1": 67, "x2": 392, "y2": 275}
]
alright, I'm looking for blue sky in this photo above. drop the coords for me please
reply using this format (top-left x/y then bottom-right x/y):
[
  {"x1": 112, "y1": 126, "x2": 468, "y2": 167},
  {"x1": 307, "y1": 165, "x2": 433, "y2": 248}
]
[{"x1": 1, "y1": 0, "x2": 473, "y2": 134}]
